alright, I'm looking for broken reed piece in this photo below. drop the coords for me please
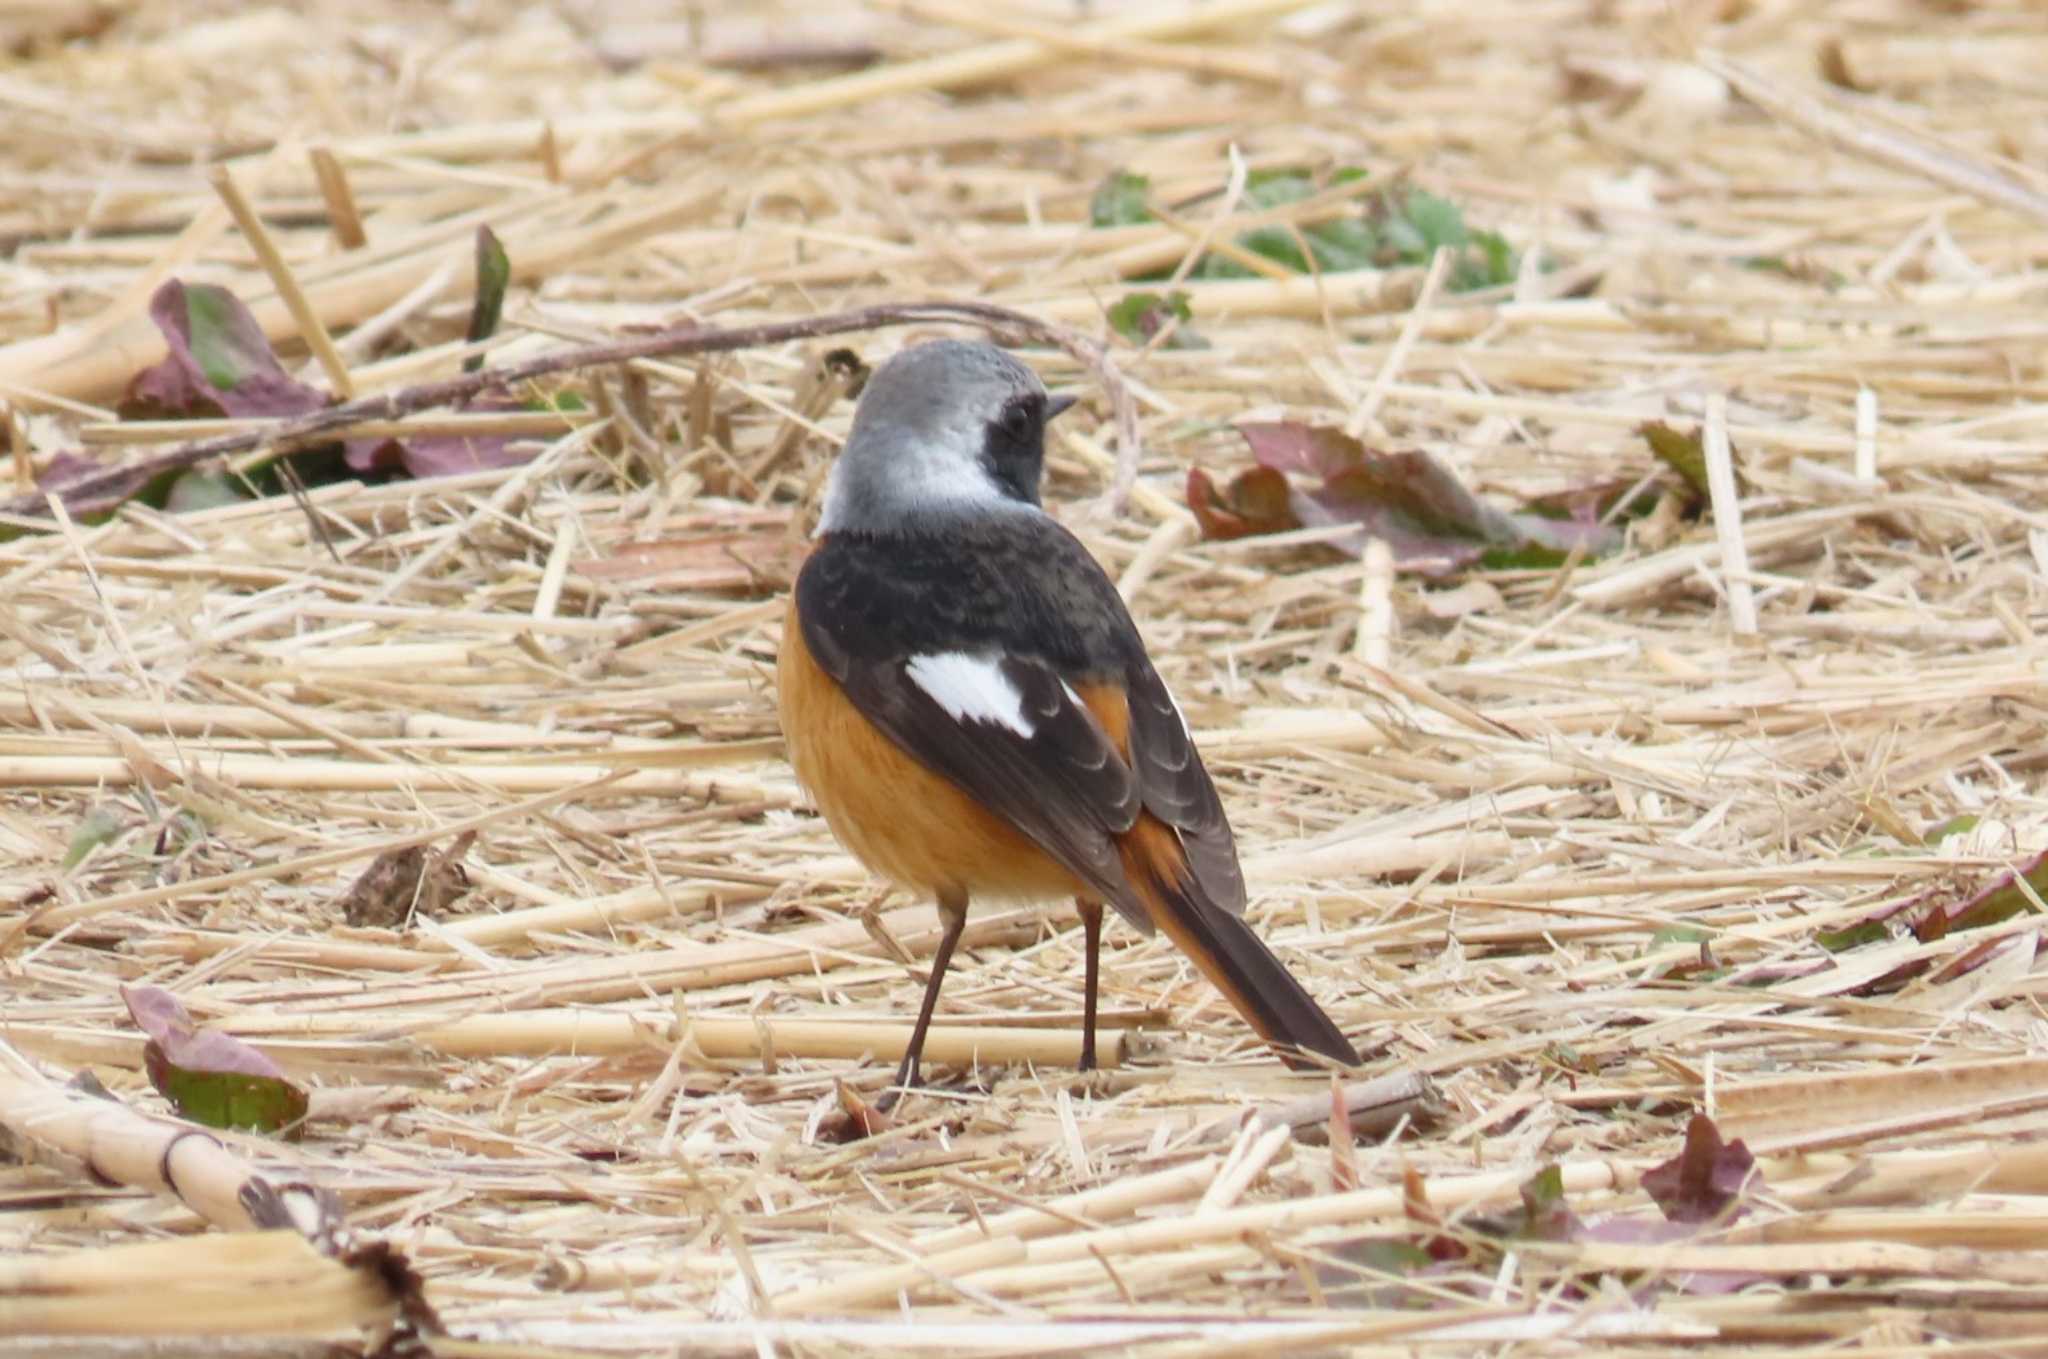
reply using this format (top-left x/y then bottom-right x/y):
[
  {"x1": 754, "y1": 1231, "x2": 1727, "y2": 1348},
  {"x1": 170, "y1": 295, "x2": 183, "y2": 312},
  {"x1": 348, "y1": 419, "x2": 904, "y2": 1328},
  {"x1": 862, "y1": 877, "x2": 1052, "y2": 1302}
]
[
  {"x1": 0, "y1": 1231, "x2": 399, "y2": 1338},
  {"x1": 210, "y1": 166, "x2": 356, "y2": 399},
  {"x1": 306, "y1": 146, "x2": 367, "y2": 250},
  {"x1": 1247, "y1": 1068, "x2": 1443, "y2": 1144},
  {"x1": 1700, "y1": 393, "x2": 1757, "y2": 637},
  {"x1": 0, "y1": 1070, "x2": 336, "y2": 1238},
  {"x1": 410, "y1": 1012, "x2": 1123, "y2": 1071}
]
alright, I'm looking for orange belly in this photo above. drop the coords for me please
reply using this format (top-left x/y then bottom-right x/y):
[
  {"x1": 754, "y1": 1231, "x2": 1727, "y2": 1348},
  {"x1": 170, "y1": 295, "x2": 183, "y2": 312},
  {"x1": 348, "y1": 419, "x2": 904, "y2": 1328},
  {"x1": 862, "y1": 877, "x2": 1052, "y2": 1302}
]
[{"x1": 777, "y1": 599, "x2": 1084, "y2": 901}]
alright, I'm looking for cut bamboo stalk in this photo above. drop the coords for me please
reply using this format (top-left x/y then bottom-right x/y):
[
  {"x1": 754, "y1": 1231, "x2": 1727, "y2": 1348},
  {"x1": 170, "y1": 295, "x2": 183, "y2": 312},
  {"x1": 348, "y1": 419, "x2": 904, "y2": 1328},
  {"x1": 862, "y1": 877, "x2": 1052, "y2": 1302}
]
[
  {"x1": 306, "y1": 146, "x2": 366, "y2": 250},
  {"x1": 1528, "y1": 1238, "x2": 2048, "y2": 1284},
  {"x1": 0, "y1": 1232, "x2": 398, "y2": 1337},
  {"x1": 203, "y1": 901, "x2": 1055, "y2": 1013},
  {"x1": 1713, "y1": 1056, "x2": 2048, "y2": 1144},
  {"x1": 78, "y1": 410, "x2": 590, "y2": 446},
  {"x1": 1700, "y1": 394, "x2": 1757, "y2": 636},
  {"x1": 922, "y1": 1156, "x2": 1223, "y2": 1254},
  {"x1": 0, "y1": 751, "x2": 787, "y2": 801},
  {"x1": 0, "y1": 1074, "x2": 299, "y2": 1235},
  {"x1": 1700, "y1": 50, "x2": 2048, "y2": 228},
  {"x1": 769, "y1": 1237, "x2": 1028, "y2": 1315},
  {"x1": 18, "y1": 776, "x2": 650, "y2": 932},
  {"x1": 894, "y1": 0, "x2": 1296, "y2": 84},
  {"x1": 433, "y1": 882, "x2": 773, "y2": 948},
  {"x1": 715, "y1": 0, "x2": 1318, "y2": 127},
  {"x1": 211, "y1": 166, "x2": 356, "y2": 398},
  {"x1": 776, "y1": 1158, "x2": 1637, "y2": 1310},
  {"x1": 410, "y1": 1012, "x2": 1122, "y2": 1070}
]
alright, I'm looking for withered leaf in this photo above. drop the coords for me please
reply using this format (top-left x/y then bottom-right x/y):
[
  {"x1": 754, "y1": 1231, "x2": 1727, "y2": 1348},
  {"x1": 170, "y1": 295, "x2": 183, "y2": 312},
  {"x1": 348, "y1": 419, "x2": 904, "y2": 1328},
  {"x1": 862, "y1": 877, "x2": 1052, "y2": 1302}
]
[
  {"x1": 1186, "y1": 465, "x2": 1297, "y2": 541},
  {"x1": 1641, "y1": 1113, "x2": 1757, "y2": 1224},
  {"x1": 1213, "y1": 422, "x2": 1619, "y2": 574},
  {"x1": 339, "y1": 831, "x2": 476, "y2": 928}
]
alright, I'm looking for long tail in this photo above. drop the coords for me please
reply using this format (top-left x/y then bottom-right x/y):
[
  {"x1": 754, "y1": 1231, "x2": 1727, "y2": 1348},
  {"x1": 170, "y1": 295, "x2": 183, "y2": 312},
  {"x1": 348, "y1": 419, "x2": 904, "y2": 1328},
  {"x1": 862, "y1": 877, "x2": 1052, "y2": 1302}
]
[{"x1": 1118, "y1": 820, "x2": 1358, "y2": 1069}]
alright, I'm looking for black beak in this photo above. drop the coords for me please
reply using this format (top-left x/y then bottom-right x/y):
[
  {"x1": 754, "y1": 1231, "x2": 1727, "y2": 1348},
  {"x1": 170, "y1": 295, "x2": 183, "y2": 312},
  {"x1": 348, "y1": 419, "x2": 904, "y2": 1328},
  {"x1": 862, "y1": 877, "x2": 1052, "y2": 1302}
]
[{"x1": 1046, "y1": 393, "x2": 1079, "y2": 421}]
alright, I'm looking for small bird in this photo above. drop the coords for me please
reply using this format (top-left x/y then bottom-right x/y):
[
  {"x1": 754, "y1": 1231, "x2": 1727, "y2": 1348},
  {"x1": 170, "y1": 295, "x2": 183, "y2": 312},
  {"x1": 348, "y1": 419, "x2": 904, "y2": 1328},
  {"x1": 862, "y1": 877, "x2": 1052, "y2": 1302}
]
[{"x1": 778, "y1": 340, "x2": 1358, "y2": 1096}]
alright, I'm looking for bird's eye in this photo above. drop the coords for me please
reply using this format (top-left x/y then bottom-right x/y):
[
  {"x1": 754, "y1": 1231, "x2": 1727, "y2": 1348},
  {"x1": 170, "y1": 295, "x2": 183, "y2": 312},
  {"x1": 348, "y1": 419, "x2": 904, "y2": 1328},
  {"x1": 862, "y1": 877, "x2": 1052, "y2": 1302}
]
[{"x1": 1000, "y1": 402, "x2": 1033, "y2": 439}]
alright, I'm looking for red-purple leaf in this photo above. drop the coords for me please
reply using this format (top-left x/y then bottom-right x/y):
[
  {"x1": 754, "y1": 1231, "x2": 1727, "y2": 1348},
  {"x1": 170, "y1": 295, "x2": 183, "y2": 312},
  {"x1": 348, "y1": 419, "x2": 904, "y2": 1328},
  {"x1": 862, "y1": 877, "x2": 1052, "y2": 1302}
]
[
  {"x1": 1223, "y1": 422, "x2": 1620, "y2": 574},
  {"x1": 1516, "y1": 1164, "x2": 1584, "y2": 1242},
  {"x1": 344, "y1": 393, "x2": 533, "y2": 478},
  {"x1": 1641, "y1": 1114, "x2": 1757, "y2": 1224},
  {"x1": 123, "y1": 983, "x2": 290, "y2": 1081},
  {"x1": 121, "y1": 983, "x2": 308, "y2": 1139},
  {"x1": 1401, "y1": 1165, "x2": 1468, "y2": 1263},
  {"x1": 1915, "y1": 848, "x2": 2048, "y2": 942},
  {"x1": 1186, "y1": 465, "x2": 1298, "y2": 541},
  {"x1": 1237, "y1": 421, "x2": 1367, "y2": 480},
  {"x1": 120, "y1": 281, "x2": 330, "y2": 422}
]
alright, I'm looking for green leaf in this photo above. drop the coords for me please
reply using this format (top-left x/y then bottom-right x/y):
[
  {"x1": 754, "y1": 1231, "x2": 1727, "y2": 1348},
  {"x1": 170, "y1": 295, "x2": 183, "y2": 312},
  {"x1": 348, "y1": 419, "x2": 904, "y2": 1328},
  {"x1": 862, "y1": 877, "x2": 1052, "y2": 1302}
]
[
  {"x1": 1476, "y1": 541, "x2": 1572, "y2": 571},
  {"x1": 1225, "y1": 225, "x2": 1311, "y2": 274},
  {"x1": 1090, "y1": 171, "x2": 1154, "y2": 228},
  {"x1": 123, "y1": 985, "x2": 308, "y2": 1140},
  {"x1": 182, "y1": 284, "x2": 252, "y2": 392},
  {"x1": 1648, "y1": 925, "x2": 1711, "y2": 950},
  {"x1": 163, "y1": 469, "x2": 247, "y2": 514},
  {"x1": 1105, "y1": 290, "x2": 1197, "y2": 346},
  {"x1": 146, "y1": 1056, "x2": 309, "y2": 1140},
  {"x1": 1515, "y1": 1164, "x2": 1582, "y2": 1241},
  {"x1": 1940, "y1": 851, "x2": 2048, "y2": 936},
  {"x1": 1928, "y1": 813, "x2": 1979, "y2": 843},
  {"x1": 1401, "y1": 190, "x2": 1471, "y2": 251},
  {"x1": 463, "y1": 225, "x2": 511, "y2": 372},
  {"x1": 60, "y1": 805, "x2": 124, "y2": 872},
  {"x1": 1817, "y1": 920, "x2": 1889, "y2": 953},
  {"x1": 1638, "y1": 422, "x2": 1713, "y2": 502},
  {"x1": 1242, "y1": 168, "x2": 1317, "y2": 208},
  {"x1": 1473, "y1": 229, "x2": 1517, "y2": 284},
  {"x1": 1348, "y1": 1238, "x2": 1433, "y2": 1275}
]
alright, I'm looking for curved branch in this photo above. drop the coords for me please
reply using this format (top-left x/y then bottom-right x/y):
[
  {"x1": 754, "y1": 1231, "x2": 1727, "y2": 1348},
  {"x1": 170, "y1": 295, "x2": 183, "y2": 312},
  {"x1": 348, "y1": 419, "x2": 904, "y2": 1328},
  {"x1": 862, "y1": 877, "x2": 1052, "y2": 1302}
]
[{"x1": 6, "y1": 301, "x2": 1139, "y2": 522}]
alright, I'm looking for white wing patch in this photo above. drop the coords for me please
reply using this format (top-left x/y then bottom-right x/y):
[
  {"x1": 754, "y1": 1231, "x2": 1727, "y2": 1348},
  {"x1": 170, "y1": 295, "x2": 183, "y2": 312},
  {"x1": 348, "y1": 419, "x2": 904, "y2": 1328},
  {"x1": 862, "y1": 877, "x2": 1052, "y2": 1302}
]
[{"x1": 906, "y1": 652, "x2": 1035, "y2": 737}]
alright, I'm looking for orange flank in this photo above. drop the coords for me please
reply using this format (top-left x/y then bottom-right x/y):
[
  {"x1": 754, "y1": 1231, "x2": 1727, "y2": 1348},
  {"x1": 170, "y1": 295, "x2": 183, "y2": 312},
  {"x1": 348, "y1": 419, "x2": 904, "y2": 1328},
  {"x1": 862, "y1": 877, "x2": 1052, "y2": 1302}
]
[{"x1": 778, "y1": 598, "x2": 1080, "y2": 902}]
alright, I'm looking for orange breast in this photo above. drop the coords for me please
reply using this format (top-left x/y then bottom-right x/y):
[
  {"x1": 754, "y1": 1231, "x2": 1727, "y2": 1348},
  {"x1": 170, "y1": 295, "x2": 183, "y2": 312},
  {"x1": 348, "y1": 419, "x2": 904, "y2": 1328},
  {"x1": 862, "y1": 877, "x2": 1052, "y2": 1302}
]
[{"x1": 777, "y1": 598, "x2": 1084, "y2": 902}]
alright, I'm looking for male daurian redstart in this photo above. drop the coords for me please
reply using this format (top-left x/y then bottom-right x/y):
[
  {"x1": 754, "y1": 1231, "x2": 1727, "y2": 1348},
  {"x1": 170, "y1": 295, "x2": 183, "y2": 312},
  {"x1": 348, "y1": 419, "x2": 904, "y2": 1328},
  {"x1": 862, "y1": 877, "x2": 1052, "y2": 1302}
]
[{"x1": 778, "y1": 340, "x2": 1358, "y2": 1095}]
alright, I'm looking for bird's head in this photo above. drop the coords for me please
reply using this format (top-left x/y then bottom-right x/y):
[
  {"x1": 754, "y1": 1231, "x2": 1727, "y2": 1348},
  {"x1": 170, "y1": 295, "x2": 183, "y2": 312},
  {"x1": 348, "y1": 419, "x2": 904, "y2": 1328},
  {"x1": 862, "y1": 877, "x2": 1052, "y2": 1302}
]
[{"x1": 818, "y1": 340, "x2": 1077, "y2": 534}]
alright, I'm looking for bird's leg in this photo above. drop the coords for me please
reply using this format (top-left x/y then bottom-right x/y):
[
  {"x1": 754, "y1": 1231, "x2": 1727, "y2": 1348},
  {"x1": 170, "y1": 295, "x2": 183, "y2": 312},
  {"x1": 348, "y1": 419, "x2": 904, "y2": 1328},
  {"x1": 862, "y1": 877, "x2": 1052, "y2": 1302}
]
[
  {"x1": 885, "y1": 888, "x2": 968, "y2": 1108},
  {"x1": 1076, "y1": 897, "x2": 1104, "y2": 1072}
]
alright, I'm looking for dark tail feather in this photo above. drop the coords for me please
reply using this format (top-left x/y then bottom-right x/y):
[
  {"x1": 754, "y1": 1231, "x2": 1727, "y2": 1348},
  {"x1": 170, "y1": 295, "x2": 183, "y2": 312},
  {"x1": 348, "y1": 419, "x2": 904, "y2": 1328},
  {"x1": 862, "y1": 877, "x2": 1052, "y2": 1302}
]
[{"x1": 1121, "y1": 823, "x2": 1358, "y2": 1068}]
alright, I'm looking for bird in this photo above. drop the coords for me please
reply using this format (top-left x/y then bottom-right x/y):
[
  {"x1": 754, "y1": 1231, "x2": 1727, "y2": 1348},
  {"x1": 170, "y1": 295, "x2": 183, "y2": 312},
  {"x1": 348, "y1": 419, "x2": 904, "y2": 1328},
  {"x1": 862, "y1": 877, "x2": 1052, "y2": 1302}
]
[{"x1": 777, "y1": 339, "x2": 1359, "y2": 1099}]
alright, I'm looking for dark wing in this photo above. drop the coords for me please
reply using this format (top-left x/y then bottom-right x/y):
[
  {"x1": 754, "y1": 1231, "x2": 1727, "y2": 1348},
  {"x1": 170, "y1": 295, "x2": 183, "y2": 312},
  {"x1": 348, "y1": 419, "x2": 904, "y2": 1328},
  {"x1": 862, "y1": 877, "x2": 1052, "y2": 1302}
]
[
  {"x1": 1123, "y1": 662, "x2": 1246, "y2": 915},
  {"x1": 801, "y1": 611, "x2": 1141, "y2": 902}
]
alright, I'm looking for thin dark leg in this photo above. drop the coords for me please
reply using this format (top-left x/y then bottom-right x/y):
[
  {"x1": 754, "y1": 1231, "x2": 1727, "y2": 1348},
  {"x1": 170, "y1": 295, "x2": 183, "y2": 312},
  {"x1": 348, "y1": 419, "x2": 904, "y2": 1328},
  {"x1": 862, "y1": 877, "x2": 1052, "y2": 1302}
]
[
  {"x1": 886, "y1": 889, "x2": 967, "y2": 1105},
  {"x1": 1077, "y1": 898, "x2": 1104, "y2": 1072}
]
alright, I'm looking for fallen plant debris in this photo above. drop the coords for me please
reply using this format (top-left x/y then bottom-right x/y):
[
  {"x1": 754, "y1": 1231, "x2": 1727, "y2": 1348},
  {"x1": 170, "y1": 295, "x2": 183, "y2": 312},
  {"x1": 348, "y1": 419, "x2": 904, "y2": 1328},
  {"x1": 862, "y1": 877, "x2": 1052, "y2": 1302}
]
[
  {"x1": 120, "y1": 985, "x2": 309, "y2": 1141},
  {"x1": 1091, "y1": 165, "x2": 1519, "y2": 289},
  {"x1": 1810, "y1": 848, "x2": 2048, "y2": 994},
  {"x1": 818, "y1": 1078, "x2": 895, "y2": 1143},
  {"x1": 1105, "y1": 289, "x2": 1202, "y2": 348},
  {"x1": 1190, "y1": 421, "x2": 1619, "y2": 573},
  {"x1": 6, "y1": 1, "x2": 2048, "y2": 1352},
  {"x1": 337, "y1": 830, "x2": 477, "y2": 929},
  {"x1": 11, "y1": 298, "x2": 1138, "y2": 527},
  {"x1": 1339, "y1": 1116, "x2": 1767, "y2": 1301},
  {"x1": 1636, "y1": 420, "x2": 1719, "y2": 506},
  {"x1": 57, "y1": 805, "x2": 123, "y2": 874},
  {"x1": 1641, "y1": 1114, "x2": 1758, "y2": 1225}
]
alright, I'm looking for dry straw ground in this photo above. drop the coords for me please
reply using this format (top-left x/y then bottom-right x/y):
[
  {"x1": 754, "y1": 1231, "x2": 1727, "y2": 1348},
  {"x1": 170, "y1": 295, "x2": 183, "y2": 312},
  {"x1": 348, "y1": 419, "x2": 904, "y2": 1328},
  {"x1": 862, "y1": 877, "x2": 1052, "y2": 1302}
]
[{"x1": 4, "y1": 0, "x2": 2048, "y2": 1354}]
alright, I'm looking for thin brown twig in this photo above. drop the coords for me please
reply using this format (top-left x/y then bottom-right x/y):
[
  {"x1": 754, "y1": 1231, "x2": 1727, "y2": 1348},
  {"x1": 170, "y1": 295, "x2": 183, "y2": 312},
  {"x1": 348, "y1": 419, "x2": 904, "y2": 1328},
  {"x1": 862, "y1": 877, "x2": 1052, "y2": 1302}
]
[{"x1": 6, "y1": 301, "x2": 1138, "y2": 523}]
